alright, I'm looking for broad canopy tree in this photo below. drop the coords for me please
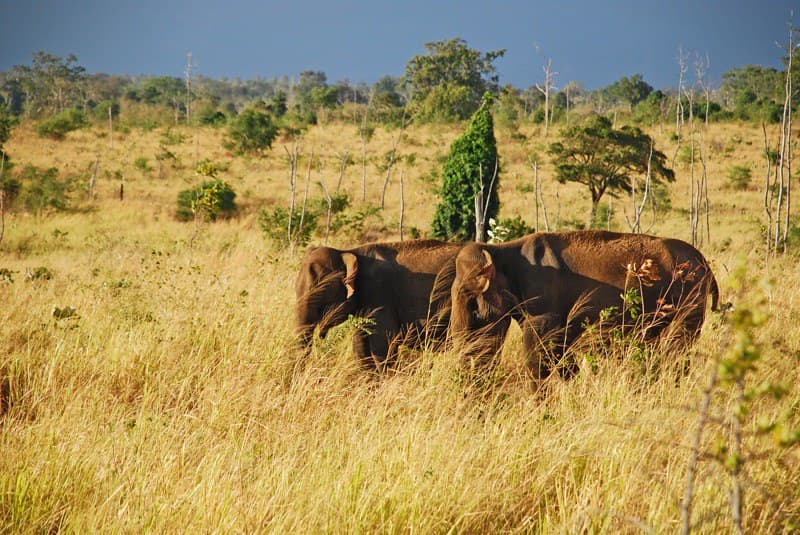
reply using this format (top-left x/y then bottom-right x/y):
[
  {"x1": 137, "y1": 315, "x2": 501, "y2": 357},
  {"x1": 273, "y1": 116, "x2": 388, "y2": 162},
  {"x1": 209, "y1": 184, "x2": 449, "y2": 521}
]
[
  {"x1": 404, "y1": 38, "x2": 505, "y2": 122},
  {"x1": 548, "y1": 115, "x2": 674, "y2": 225}
]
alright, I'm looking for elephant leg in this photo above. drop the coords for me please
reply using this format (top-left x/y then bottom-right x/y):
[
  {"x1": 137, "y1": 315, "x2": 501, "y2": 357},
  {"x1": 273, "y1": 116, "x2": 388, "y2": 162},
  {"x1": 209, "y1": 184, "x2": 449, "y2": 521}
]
[
  {"x1": 521, "y1": 312, "x2": 563, "y2": 379},
  {"x1": 358, "y1": 307, "x2": 400, "y2": 372}
]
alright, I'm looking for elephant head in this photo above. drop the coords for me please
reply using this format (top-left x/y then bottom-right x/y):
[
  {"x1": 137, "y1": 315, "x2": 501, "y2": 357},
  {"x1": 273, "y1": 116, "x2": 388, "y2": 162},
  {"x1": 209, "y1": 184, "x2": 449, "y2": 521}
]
[
  {"x1": 449, "y1": 243, "x2": 516, "y2": 366},
  {"x1": 295, "y1": 247, "x2": 360, "y2": 352}
]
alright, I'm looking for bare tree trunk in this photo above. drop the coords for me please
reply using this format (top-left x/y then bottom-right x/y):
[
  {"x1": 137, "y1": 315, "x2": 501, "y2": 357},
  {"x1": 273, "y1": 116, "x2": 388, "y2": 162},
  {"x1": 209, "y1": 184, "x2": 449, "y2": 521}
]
[
  {"x1": 681, "y1": 354, "x2": 721, "y2": 535},
  {"x1": 381, "y1": 107, "x2": 408, "y2": 210},
  {"x1": 89, "y1": 155, "x2": 99, "y2": 199},
  {"x1": 763, "y1": 124, "x2": 774, "y2": 257},
  {"x1": 285, "y1": 143, "x2": 299, "y2": 251},
  {"x1": 676, "y1": 47, "x2": 688, "y2": 137},
  {"x1": 335, "y1": 150, "x2": 350, "y2": 193},
  {"x1": 294, "y1": 147, "x2": 313, "y2": 257},
  {"x1": 108, "y1": 104, "x2": 114, "y2": 149},
  {"x1": 780, "y1": 20, "x2": 794, "y2": 251},
  {"x1": 399, "y1": 169, "x2": 405, "y2": 241},
  {"x1": 530, "y1": 157, "x2": 539, "y2": 232},
  {"x1": 184, "y1": 52, "x2": 193, "y2": 124},
  {"x1": 730, "y1": 378, "x2": 745, "y2": 535},
  {"x1": 318, "y1": 175, "x2": 333, "y2": 245},
  {"x1": 535, "y1": 50, "x2": 557, "y2": 138},
  {"x1": 625, "y1": 140, "x2": 653, "y2": 233},
  {"x1": 0, "y1": 153, "x2": 5, "y2": 247},
  {"x1": 360, "y1": 92, "x2": 374, "y2": 202},
  {"x1": 474, "y1": 191, "x2": 485, "y2": 243}
]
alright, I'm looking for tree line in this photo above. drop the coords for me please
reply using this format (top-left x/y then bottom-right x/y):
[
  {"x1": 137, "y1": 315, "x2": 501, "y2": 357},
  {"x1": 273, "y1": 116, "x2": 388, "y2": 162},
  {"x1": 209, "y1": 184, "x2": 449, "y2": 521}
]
[{"x1": 1, "y1": 38, "x2": 798, "y2": 137}]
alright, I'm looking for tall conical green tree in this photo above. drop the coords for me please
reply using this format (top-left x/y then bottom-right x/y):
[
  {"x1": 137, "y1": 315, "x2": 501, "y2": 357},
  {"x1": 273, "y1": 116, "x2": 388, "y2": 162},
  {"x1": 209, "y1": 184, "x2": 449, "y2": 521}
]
[{"x1": 431, "y1": 93, "x2": 500, "y2": 241}]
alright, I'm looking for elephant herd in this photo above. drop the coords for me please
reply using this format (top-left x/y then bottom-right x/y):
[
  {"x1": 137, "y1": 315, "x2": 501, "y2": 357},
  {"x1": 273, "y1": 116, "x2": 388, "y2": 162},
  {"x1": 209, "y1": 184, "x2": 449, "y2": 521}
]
[{"x1": 295, "y1": 230, "x2": 719, "y2": 378}]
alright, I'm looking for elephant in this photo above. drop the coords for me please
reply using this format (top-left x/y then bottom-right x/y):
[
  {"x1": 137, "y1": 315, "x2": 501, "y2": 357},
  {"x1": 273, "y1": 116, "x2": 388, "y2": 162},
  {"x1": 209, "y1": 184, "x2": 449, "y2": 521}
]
[
  {"x1": 448, "y1": 230, "x2": 720, "y2": 378},
  {"x1": 295, "y1": 239, "x2": 462, "y2": 369}
]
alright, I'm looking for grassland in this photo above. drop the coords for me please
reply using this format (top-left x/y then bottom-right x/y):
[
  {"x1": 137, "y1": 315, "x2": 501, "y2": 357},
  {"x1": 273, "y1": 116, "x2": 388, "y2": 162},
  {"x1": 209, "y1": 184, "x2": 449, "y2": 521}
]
[{"x1": 1, "y1": 117, "x2": 798, "y2": 533}]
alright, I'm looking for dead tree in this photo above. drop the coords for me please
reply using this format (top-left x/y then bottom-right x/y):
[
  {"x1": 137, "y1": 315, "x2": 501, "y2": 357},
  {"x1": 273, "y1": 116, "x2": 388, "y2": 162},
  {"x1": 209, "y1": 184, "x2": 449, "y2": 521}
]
[
  {"x1": 184, "y1": 52, "x2": 195, "y2": 123},
  {"x1": 380, "y1": 107, "x2": 408, "y2": 209},
  {"x1": 0, "y1": 153, "x2": 5, "y2": 246},
  {"x1": 284, "y1": 143, "x2": 300, "y2": 252},
  {"x1": 335, "y1": 150, "x2": 351, "y2": 193},
  {"x1": 318, "y1": 173, "x2": 333, "y2": 245},
  {"x1": 474, "y1": 161, "x2": 499, "y2": 243},
  {"x1": 695, "y1": 53, "x2": 712, "y2": 127},
  {"x1": 676, "y1": 47, "x2": 689, "y2": 137},
  {"x1": 624, "y1": 140, "x2": 654, "y2": 233},
  {"x1": 108, "y1": 104, "x2": 114, "y2": 149},
  {"x1": 535, "y1": 47, "x2": 558, "y2": 138},
  {"x1": 763, "y1": 124, "x2": 775, "y2": 256},
  {"x1": 359, "y1": 91, "x2": 374, "y2": 202},
  {"x1": 777, "y1": 16, "x2": 796, "y2": 252},
  {"x1": 398, "y1": 169, "x2": 405, "y2": 240},
  {"x1": 89, "y1": 155, "x2": 99, "y2": 199},
  {"x1": 528, "y1": 157, "x2": 550, "y2": 232},
  {"x1": 294, "y1": 147, "x2": 314, "y2": 257}
]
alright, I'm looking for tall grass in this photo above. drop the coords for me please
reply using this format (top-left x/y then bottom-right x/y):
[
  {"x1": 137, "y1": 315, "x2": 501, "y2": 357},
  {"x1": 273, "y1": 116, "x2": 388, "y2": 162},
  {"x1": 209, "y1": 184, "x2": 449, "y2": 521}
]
[{"x1": 0, "y1": 121, "x2": 798, "y2": 532}]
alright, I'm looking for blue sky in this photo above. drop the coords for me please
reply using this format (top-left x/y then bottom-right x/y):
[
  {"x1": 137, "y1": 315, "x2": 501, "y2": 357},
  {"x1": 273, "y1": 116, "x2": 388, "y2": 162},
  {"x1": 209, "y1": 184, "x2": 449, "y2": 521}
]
[{"x1": 0, "y1": 1, "x2": 796, "y2": 90}]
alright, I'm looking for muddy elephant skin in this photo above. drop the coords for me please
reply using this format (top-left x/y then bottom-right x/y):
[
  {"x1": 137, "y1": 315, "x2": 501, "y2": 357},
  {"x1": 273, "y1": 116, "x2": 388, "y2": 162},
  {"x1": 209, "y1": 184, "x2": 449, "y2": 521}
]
[
  {"x1": 295, "y1": 239, "x2": 462, "y2": 369},
  {"x1": 449, "y1": 230, "x2": 719, "y2": 378}
]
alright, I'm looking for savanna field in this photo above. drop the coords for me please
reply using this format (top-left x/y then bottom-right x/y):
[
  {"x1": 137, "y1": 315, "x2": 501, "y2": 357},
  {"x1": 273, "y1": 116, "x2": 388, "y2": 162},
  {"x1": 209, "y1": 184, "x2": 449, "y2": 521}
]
[{"x1": 1, "y1": 116, "x2": 799, "y2": 533}]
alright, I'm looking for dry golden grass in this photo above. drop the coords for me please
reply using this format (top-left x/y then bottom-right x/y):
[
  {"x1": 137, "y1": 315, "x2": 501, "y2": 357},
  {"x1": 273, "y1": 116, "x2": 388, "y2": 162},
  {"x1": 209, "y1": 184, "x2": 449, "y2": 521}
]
[{"x1": 0, "y1": 118, "x2": 798, "y2": 533}]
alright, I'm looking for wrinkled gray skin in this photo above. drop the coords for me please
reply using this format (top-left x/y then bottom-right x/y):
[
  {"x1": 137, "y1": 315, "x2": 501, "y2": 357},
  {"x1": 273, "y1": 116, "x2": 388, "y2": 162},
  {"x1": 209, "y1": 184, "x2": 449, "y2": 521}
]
[
  {"x1": 295, "y1": 239, "x2": 461, "y2": 369},
  {"x1": 449, "y1": 230, "x2": 719, "y2": 378}
]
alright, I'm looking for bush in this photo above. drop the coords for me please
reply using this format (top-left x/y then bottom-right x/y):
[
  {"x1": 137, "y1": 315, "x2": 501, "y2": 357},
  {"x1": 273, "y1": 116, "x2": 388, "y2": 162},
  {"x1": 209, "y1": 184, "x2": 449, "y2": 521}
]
[
  {"x1": 133, "y1": 157, "x2": 152, "y2": 173},
  {"x1": 37, "y1": 108, "x2": 88, "y2": 140},
  {"x1": 224, "y1": 105, "x2": 278, "y2": 156},
  {"x1": 90, "y1": 100, "x2": 120, "y2": 120},
  {"x1": 727, "y1": 165, "x2": 752, "y2": 190},
  {"x1": 13, "y1": 165, "x2": 70, "y2": 215},
  {"x1": 259, "y1": 206, "x2": 319, "y2": 248},
  {"x1": 176, "y1": 180, "x2": 237, "y2": 221}
]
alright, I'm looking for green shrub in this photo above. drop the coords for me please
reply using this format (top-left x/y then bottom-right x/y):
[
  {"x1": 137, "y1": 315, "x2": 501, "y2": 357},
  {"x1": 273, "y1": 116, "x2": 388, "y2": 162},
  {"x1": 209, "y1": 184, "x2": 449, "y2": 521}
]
[
  {"x1": 133, "y1": 157, "x2": 152, "y2": 173},
  {"x1": 176, "y1": 180, "x2": 237, "y2": 221},
  {"x1": 15, "y1": 165, "x2": 70, "y2": 215},
  {"x1": 727, "y1": 165, "x2": 752, "y2": 190},
  {"x1": 37, "y1": 108, "x2": 87, "y2": 140},
  {"x1": 91, "y1": 100, "x2": 120, "y2": 120},
  {"x1": 224, "y1": 105, "x2": 278, "y2": 156},
  {"x1": 259, "y1": 206, "x2": 319, "y2": 248}
]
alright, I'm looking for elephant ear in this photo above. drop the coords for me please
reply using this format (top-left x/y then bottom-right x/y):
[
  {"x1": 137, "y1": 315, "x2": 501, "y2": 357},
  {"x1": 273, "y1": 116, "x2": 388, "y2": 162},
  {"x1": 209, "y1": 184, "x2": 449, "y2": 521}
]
[
  {"x1": 341, "y1": 252, "x2": 358, "y2": 299},
  {"x1": 474, "y1": 249, "x2": 496, "y2": 294}
]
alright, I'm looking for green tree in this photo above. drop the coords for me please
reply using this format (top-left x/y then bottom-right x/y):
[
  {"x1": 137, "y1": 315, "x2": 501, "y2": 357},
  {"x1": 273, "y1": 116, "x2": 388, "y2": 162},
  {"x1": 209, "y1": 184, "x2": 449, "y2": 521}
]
[
  {"x1": 548, "y1": 115, "x2": 674, "y2": 225},
  {"x1": 11, "y1": 52, "x2": 86, "y2": 116},
  {"x1": 224, "y1": 103, "x2": 278, "y2": 156},
  {"x1": 404, "y1": 38, "x2": 505, "y2": 122},
  {"x1": 599, "y1": 74, "x2": 653, "y2": 110},
  {"x1": 432, "y1": 93, "x2": 500, "y2": 240}
]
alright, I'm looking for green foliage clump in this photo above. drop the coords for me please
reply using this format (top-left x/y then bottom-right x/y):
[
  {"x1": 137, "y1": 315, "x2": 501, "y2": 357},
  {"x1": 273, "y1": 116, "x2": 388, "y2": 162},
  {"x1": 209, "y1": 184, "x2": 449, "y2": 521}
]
[
  {"x1": 90, "y1": 99, "x2": 120, "y2": 120},
  {"x1": 431, "y1": 93, "x2": 500, "y2": 241},
  {"x1": 404, "y1": 38, "x2": 505, "y2": 123},
  {"x1": 259, "y1": 206, "x2": 319, "y2": 248},
  {"x1": 133, "y1": 157, "x2": 152, "y2": 173},
  {"x1": 176, "y1": 180, "x2": 237, "y2": 222},
  {"x1": 12, "y1": 165, "x2": 71, "y2": 215},
  {"x1": 727, "y1": 165, "x2": 752, "y2": 190},
  {"x1": 224, "y1": 104, "x2": 279, "y2": 156},
  {"x1": 36, "y1": 108, "x2": 87, "y2": 140}
]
